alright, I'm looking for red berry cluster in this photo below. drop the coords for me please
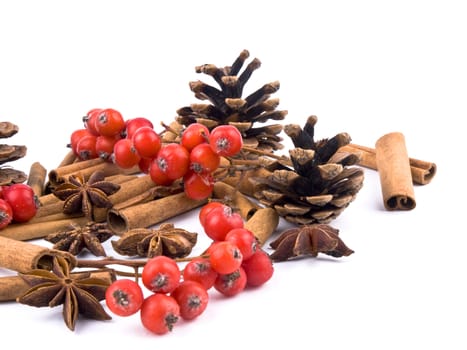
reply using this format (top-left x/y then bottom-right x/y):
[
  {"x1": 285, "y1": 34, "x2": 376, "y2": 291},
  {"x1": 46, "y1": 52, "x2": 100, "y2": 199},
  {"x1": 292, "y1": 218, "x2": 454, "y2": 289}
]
[
  {"x1": 105, "y1": 202, "x2": 274, "y2": 335},
  {"x1": 0, "y1": 183, "x2": 38, "y2": 229},
  {"x1": 69, "y1": 108, "x2": 243, "y2": 200}
]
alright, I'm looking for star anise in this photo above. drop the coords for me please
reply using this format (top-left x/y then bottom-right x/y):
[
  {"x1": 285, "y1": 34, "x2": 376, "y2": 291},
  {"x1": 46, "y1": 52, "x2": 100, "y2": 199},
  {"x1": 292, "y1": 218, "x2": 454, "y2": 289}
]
[
  {"x1": 16, "y1": 256, "x2": 111, "y2": 331},
  {"x1": 53, "y1": 170, "x2": 120, "y2": 220},
  {"x1": 45, "y1": 221, "x2": 114, "y2": 257},
  {"x1": 111, "y1": 223, "x2": 198, "y2": 259},
  {"x1": 269, "y1": 224, "x2": 354, "y2": 261}
]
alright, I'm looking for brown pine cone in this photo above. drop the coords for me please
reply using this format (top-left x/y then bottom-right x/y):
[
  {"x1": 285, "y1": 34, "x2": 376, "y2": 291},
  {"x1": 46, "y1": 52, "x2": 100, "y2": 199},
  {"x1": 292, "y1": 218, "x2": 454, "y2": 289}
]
[
  {"x1": 0, "y1": 122, "x2": 28, "y2": 185},
  {"x1": 250, "y1": 116, "x2": 364, "y2": 225},
  {"x1": 176, "y1": 49, "x2": 287, "y2": 153}
]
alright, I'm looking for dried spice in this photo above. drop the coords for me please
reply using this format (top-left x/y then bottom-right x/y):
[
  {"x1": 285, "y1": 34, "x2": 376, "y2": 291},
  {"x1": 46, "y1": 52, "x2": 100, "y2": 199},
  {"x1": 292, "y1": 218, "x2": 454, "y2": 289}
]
[
  {"x1": 176, "y1": 49, "x2": 287, "y2": 153},
  {"x1": 16, "y1": 256, "x2": 112, "y2": 331},
  {"x1": 0, "y1": 121, "x2": 28, "y2": 185},
  {"x1": 269, "y1": 224, "x2": 354, "y2": 261},
  {"x1": 111, "y1": 223, "x2": 197, "y2": 259},
  {"x1": 251, "y1": 115, "x2": 365, "y2": 225},
  {"x1": 53, "y1": 170, "x2": 120, "y2": 220},
  {"x1": 45, "y1": 221, "x2": 114, "y2": 257}
]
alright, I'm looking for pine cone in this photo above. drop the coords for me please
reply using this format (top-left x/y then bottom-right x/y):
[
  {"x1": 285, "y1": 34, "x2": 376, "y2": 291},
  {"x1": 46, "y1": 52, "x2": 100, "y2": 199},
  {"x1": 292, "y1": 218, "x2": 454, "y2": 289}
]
[
  {"x1": 0, "y1": 122, "x2": 28, "y2": 185},
  {"x1": 176, "y1": 49, "x2": 287, "y2": 153},
  {"x1": 251, "y1": 116, "x2": 364, "y2": 225}
]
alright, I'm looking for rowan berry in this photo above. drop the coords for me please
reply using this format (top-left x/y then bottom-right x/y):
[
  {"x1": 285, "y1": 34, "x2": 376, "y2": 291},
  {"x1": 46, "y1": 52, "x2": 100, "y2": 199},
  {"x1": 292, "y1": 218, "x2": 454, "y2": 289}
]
[
  {"x1": 105, "y1": 279, "x2": 144, "y2": 317},
  {"x1": 142, "y1": 256, "x2": 181, "y2": 294},
  {"x1": 171, "y1": 280, "x2": 209, "y2": 320}
]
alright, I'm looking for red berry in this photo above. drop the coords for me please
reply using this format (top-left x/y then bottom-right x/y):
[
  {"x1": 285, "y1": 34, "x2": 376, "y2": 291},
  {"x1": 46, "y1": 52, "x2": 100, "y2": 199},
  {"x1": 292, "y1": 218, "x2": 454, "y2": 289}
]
[
  {"x1": 140, "y1": 293, "x2": 180, "y2": 335},
  {"x1": 124, "y1": 117, "x2": 154, "y2": 139},
  {"x1": 171, "y1": 280, "x2": 209, "y2": 320},
  {"x1": 82, "y1": 108, "x2": 102, "y2": 136},
  {"x1": 0, "y1": 198, "x2": 13, "y2": 229},
  {"x1": 105, "y1": 279, "x2": 144, "y2": 317},
  {"x1": 214, "y1": 267, "x2": 247, "y2": 297},
  {"x1": 181, "y1": 123, "x2": 210, "y2": 151},
  {"x1": 241, "y1": 248, "x2": 274, "y2": 287},
  {"x1": 209, "y1": 125, "x2": 243, "y2": 157},
  {"x1": 2, "y1": 184, "x2": 38, "y2": 223},
  {"x1": 69, "y1": 128, "x2": 93, "y2": 155},
  {"x1": 95, "y1": 134, "x2": 121, "y2": 161},
  {"x1": 208, "y1": 241, "x2": 243, "y2": 275},
  {"x1": 142, "y1": 256, "x2": 181, "y2": 294},
  {"x1": 112, "y1": 138, "x2": 141, "y2": 169},
  {"x1": 75, "y1": 134, "x2": 98, "y2": 160},
  {"x1": 95, "y1": 108, "x2": 125, "y2": 137},
  {"x1": 199, "y1": 201, "x2": 224, "y2": 227},
  {"x1": 183, "y1": 170, "x2": 214, "y2": 200},
  {"x1": 182, "y1": 257, "x2": 218, "y2": 290},
  {"x1": 153, "y1": 143, "x2": 190, "y2": 181},
  {"x1": 131, "y1": 126, "x2": 161, "y2": 158},
  {"x1": 225, "y1": 228, "x2": 258, "y2": 261},
  {"x1": 189, "y1": 143, "x2": 220, "y2": 173},
  {"x1": 203, "y1": 204, "x2": 244, "y2": 241}
]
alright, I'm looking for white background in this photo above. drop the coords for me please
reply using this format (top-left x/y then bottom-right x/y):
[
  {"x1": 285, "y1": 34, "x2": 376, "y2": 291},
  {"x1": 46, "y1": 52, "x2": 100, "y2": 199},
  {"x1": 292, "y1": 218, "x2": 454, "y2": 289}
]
[{"x1": 0, "y1": 1, "x2": 465, "y2": 349}]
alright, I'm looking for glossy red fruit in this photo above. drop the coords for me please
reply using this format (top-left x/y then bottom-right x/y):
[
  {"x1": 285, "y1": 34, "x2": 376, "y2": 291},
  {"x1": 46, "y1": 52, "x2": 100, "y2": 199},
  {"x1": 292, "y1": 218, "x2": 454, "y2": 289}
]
[
  {"x1": 203, "y1": 205, "x2": 244, "y2": 241},
  {"x1": 69, "y1": 128, "x2": 93, "y2": 155},
  {"x1": 142, "y1": 256, "x2": 181, "y2": 294},
  {"x1": 214, "y1": 267, "x2": 247, "y2": 297},
  {"x1": 171, "y1": 280, "x2": 209, "y2": 320},
  {"x1": 225, "y1": 228, "x2": 258, "y2": 261},
  {"x1": 131, "y1": 126, "x2": 161, "y2": 158},
  {"x1": 199, "y1": 201, "x2": 224, "y2": 227},
  {"x1": 140, "y1": 293, "x2": 180, "y2": 335},
  {"x1": 209, "y1": 125, "x2": 243, "y2": 157},
  {"x1": 105, "y1": 279, "x2": 144, "y2": 317},
  {"x1": 82, "y1": 108, "x2": 102, "y2": 136},
  {"x1": 182, "y1": 257, "x2": 218, "y2": 290},
  {"x1": 112, "y1": 138, "x2": 141, "y2": 169},
  {"x1": 0, "y1": 198, "x2": 13, "y2": 229},
  {"x1": 75, "y1": 134, "x2": 98, "y2": 160},
  {"x1": 153, "y1": 143, "x2": 190, "y2": 181},
  {"x1": 95, "y1": 108, "x2": 125, "y2": 137},
  {"x1": 183, "y1": 170, "x2": 214, "y2": 200},
  {"x1": 241, "y1": 248, "x2": 274, "y2": 287},
  {"x1": 95, "y1": 134, "x2": 121, "y2": 161},
  {"x1": 208, "y1": 241, "x2": 243, "y2": 275},
  {"x1": 2, "y1": 184, "x2": 38, "y2": 223},
  {"x1": 124, "y1": 117, "x2": 154, "y2": 139},
  {"x1": 180, "y1": 123, "x2": 210, "y2": 151}
]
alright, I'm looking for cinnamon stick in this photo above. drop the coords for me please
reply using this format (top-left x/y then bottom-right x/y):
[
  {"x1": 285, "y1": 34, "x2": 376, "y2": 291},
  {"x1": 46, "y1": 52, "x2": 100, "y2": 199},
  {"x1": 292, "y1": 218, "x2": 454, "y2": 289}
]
[
  {"x1": 0, "y1": 269, "x2": 116, "y2": 302},
  {"x1": 107, "y1": 192, "x2": 207, "y2": 235},
  {"x1": 48, "y1": 158, "x2": 139, "y2": 188},
  {"x1": 57, "y1": 149, "x2": 78, "y2": 168},
  {"x1": 375, "y1": 132, "x2": 416, "y2": 210},
  {"x1": 0, "y1": 217, "x2": 89, "y2": 241},
  {"x1": 340, "y1": 143, "x2": 436, "y2": 185},
  {"x1": 244, "y1": 207, "x2": 279, "y2": 246},
  {"x1": 0, "y1": 236, "x2": 77, "y2": 273},
  {"x1": 27, "y1": 162, "x2": 47, "y2": 197},
  {"x1": 212, "y1": 181, "x2": 260, "y2": 219}
]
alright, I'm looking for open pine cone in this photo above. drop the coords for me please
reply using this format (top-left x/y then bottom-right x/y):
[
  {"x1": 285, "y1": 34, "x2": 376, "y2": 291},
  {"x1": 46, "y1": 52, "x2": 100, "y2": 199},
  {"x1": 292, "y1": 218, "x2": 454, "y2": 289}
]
[
  {"x1": 0, "y1": 122, "x2": 27, "y2": 185},
  {"x1": 176, "y1": 49, "x2": 287, "y2": 153},
  {"x1": 250, "y1": 116, "x2": 364, "y2": 225}
]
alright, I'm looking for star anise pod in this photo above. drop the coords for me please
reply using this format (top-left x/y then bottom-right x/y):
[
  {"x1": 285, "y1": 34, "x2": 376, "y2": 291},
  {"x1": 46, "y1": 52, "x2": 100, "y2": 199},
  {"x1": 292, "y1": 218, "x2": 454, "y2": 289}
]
[
  {"x1": 111, "y1": 223, "x2": 198, "y2": 259},
  {"x1": 16, "y1": 256, "x2": 111, "y2": 331},
  {"x1": 269, "y1": 224, "x2": 354, "y2": 261},
  {"x1": 53, "y1": 170, "x2": 120, "y2": 220},
  {"x1": 45, "y1": 221, "x2": 114, "y2": 257}
]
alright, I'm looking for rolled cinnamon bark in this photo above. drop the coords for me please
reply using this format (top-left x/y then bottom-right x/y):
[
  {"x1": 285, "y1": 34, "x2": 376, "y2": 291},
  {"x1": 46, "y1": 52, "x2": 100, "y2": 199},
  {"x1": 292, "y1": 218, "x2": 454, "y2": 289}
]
[
  {"x1": 107, "y1": 192, "x2": 207, "y2": 234},
  {"x1": 0, "y1": 217, "x2": 89, "y2": 241},
  {"x1": 244, "y1": 207, "x2": 279, "y2": 246},
  {"x1": 0, "y1": 236, "x2": 77, "y2": 273},
  {"x1": 0, "y1": 269, "x2": 116, "y2": 302},
  {"x1": 212, "y1": 181, "x2": 261, "y2": 219},
  {"x1": 27, "y1": 162, "x2": 47, "y2": 197},
  {"x1": 340, "y1": 143, "x2": 436, "y2": 185},
  {"x1": 375, "y1": 132, "x2": 416, "y2": 210},
  {"x1": 48, "y1": 158, "x2": 139, "y2": 188}
]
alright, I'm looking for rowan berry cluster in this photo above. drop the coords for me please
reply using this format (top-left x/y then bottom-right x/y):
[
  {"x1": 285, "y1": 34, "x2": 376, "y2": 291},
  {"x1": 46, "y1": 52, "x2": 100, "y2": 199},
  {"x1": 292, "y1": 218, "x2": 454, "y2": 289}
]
[
  {"x1": 69, "y1": 108, "x2": 243, "y2": 200},
  {"x1": 105, "y1": 202, "x2": 274, "y2": 335}
]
